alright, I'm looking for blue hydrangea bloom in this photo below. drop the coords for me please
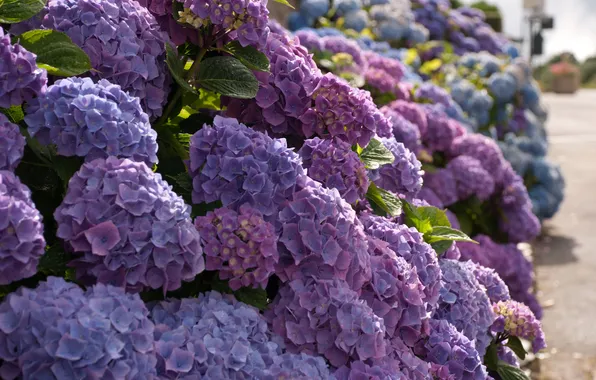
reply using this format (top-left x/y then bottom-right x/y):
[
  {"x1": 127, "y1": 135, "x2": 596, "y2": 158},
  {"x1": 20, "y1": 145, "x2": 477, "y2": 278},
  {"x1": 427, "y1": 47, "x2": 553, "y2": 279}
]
[
  {"x1": 344, "y1": 10, "x2": 369, "y2": 32},
  {"x1": 300, "y1": 0, "x2": 330, "y2": 20},
  {"x1": 488, "y1": 72, "x2": 518, "y2": 103},
  {"x1": 0, "y1": 113, "x2": 25, "y2": 172}
]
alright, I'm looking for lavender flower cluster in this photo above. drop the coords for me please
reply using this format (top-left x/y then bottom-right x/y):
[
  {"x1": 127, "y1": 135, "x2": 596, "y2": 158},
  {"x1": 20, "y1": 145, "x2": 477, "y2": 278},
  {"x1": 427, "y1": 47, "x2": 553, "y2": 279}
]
[
  {"x1": 0, "y1": 114, "x2": 25, "y2": 172},
  {"x1": 492, "y1": 300, "x2": 547, "y2": 353}
]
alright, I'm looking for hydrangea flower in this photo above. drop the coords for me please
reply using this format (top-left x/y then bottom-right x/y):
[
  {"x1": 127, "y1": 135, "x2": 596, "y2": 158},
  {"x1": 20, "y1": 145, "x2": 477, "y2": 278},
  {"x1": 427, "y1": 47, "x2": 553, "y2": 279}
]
[
  {"x1": 450, "y1": 134, "x2": 506, "y2": 185},
  {"x1": 0, "y1": 171, "x2": 46, "y2": 285},
  {"x1": 368, "y1": 137, "x2": 423, "y2": 200},
  {"x1": 386, "y1": 100, "x2": 428, "y2": 136},
  {"x1": 421, "y1": 104, "x2": 466, "y2": 153},
  {"x1": 298, "y1": 137, "x2": 369, "y2": 204},
  {"x1": 384, "y1": 336, "x2": 432, "y2": 378},
  {"x1": 363, "y1": 51, "x2": 405, "y2": 94},
  {"x1": 177, "y1": 0, "x2": 270, "y2": 48},
  {"x1": 295, "y1": 29, "x2": 325, "y2": 51},
  {"x1": 322, "y1": 36, "x2": 367, "y2": 71},
  {"x1": 301, "y1": 73, "x2": 392, "y2": 146},
  {"x1": 380, "y1": 106, "x2": 422, "y2": 154},
  {"x1": 0, "y1": 114, "x2": 25, "y2": 171},
  {"x1": 360, "y1": 213, "x2": 442, "y2": 310},
  {"x1": 194, "y1": 204, "x2": 278, "y2": 290},
  {"x1": 54, "y1": 157, "x2": 204, "y2": 293},
  {"x1": 412, "y1": 319, "x2": 488, "y2": 379},
  {"x1": 276, "y1": 179, "x2": 371, "y2": 291},
  {"x1": 224, "y1": 32, "x2": 322, "y2": 138},
  {"x1": 361, "y1": 237, "x2": 427, "y2": 337},
  {"x1": 0, "y1": 27, "x2": 47, "y2": 108},
  {"x1": 423, "y1": 169, "x2": 459, "y2": 207},
  {"x1": 264, "y1": 352, "x2": 331, "y2": 379},
  {"x1": 333, "y1": 359, "x2": 407, "y2": 380},
  {"x1": 492, "y1": 300, "x2": 547, "y2": 353},
  {"x1": 137, "y1": 0, "x2": 197, "y2": 45},
  {"x1": 149, "y1": 291, "x2": 281, "y2": 378},
  {"x1": 447, "y1": 155, "x2": 495, "y2": 201},
  {"x1": 499, "y1": 206, "x2": 541, "y2": 244},
  {"x1": 414, "y1": 83, "x2": 453, "y2": 108},
  {"x1": 458, "y1": 235, "x2": 542, "y2": 319},
  {"x1": 189, "y1": 116, "x2": 306, "y2": 221},
  {"x1": 434, "y1": 259, "x2": 495, "y2": 357},
  {"x1": 0, "y1": 277, "x2": 157, "y2": 379},
  {"x1": 18, "y1": 0, "x2": 171, "y2": 119},
  {"x1": 25, "y1": 77, "x2": 158, "y2": 165},
  {"x1": 470, "y1": 263, "x2": 510, "y2": 303},
  {"x1": 266, "y1": 278, "x2": 387, "y2": 367}
]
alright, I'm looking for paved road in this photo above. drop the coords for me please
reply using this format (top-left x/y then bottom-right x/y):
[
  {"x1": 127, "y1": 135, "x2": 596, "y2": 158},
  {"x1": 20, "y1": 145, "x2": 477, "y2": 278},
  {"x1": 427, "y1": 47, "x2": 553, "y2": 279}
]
[{"x1": 534, "y1": 90, "x2": 596, "y2": 379}]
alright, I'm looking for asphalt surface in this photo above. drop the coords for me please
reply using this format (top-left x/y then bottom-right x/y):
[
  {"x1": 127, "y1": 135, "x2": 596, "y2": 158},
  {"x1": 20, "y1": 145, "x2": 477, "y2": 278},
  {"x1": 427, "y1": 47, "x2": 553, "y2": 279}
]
[{"x1": 534, "y1": 90, "x2": 596, "y2": 379}]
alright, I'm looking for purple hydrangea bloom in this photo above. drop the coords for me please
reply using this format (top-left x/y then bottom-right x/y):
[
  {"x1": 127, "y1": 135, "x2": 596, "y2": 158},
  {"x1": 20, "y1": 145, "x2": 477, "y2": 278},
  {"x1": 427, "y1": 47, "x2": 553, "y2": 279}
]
[
  {"x1": 361, "y1": 237, "x2": 427, "y2": 337},
  {"x1": 177, "y1": 0, "x2": 270, "y2": 48},
  {"x1": 194, "y1": 204, "x2": 278, "y2": 290},
  {"x1": 0, "y1": 171, "x2": 46, "y2": 285},
  {"x1": 149, "y1": 291, "x2": 281, "y2": 378},
  {"x1": 363, "y1": 52, "x2": 405, "y2": 95},
  {"x1": 386, "y1": 100, "x2": 428, "y2": 137},
  {"x1": 471, "y1": 263, "x2": 510, "y2": 303},
  {"x1": 321, "y1": 35, "x2": 368, "y2": 71},
  {"x1": 55, "y1": 157, "x2": 204, "y2": 293},
  {"x1": 0, "y1": 27, "x2": 47, "y2": 108},
  {"x1": 415, "y1": 83, "x2": 453, "y2": 108},
  {"x1": 365, "y1": 51, "x2": 404, "y2": 82},
  {"x1": 18, "y1": 0, "x2": 171, "y2": 119},
  {"x1": 25, "y1": 77, "x2": 158, "y2": 165},
  {"x1": 368, "y1": 137, "x2": 423, "y2": 200},
  {"x1": 276, "y1": 179, "x2": 371, "y2": 291},
  {"x1": 499, "y1": 205, "x2": 541, "y2": 244},
  {"x1": 458, "y1": 235, "x2": 542, "y2": 319},
  {"x1": 421, "y1": 104, "x2": 466, "y2": 153},
  {"x1": 492, "y1": 300, "x2": 547, "y2": 353},
  {"x1": 434, "y1": 259, "x2": 496, "y2": 357},
  {"x1": 384, "y1": 336, "x2": 432, "y2": 378},
  {"x1": 380, "y1": 106, "x2": 422, "y2": 154},
  {"x1": 266, "y1": 278, "x2": 387, "y2": 367},
  {"x1": 298, "y1": 137, "x2": 369, "y2": 204},
  {"x1": 0, "y1": 277, "x2": 157, "y2": 380},
  {"x1": 451, "y1": 134, "x2": 507, "y2": 185},
  {"x1": 224, "y1": 32, "x2": 322, "y2": 138},
  {"x1": 360, "y1": 213, "x2": 442, "y2": 310},
  {"x1": 188, "y1": 116, "x2": 306, "y2": 221},
  {"x1": 264, "y1": 352, "x2": 331, "y2": 379},
  {"x1": 267, "y1": 19, "x2": 291, "y2": 38},
  {"x1": 416, "y1": 187, "x2": 444, "y2": 209},
  {"x1": 333, "y1": 359, "x2": 407, "y2": 380},
  {"x1": 301, "y1": 73, "x2": 392, "y2": 146},
  {"x1": 447, "y1": 155, "x2": 495, "y2": 201},
  {"x1": 137, "y1": 0, "x2": 197, "y2": 45},
  {"x1": 295, "y1": 29, "x2": 325, "y2": 51},
  {"x1": 0, "y1": 114, "x2": 25, "y2": 171},
  {"x1": 423, "y1": 169, "x2": 459, "y2": 207},
  {"x1": 412, "y1": 319, "x2": 488, "y2": 379}
]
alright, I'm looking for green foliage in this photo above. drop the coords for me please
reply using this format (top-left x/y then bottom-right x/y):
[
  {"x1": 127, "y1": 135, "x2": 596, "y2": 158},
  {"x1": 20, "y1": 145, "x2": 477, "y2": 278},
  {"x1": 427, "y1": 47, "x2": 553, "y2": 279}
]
[
  {"x1": 470, "y1": 2, "x2": 503, "y2": 32},
  {"x1": 366, "y1": 183, "x2": 403, "y2": 217},
  {"x1": 165, "y1": 43, "x2": 197, "y2": 94},
  {"x1": 506, "y1": 336, "x2": 528, "y2": 360},
  {"x1": 15, "y1": 30, "x2": 91, "y2": 77},
  {"x1": 358, "y1": 138, "x2": 395, "y2": 169},
  {"x1": 196, "y1": 56, "x2": 259, "y2": 99},
  {"x1": 272, "y1": 0, "x2": 295, "y2": 9},
  {"x1": 222, "y1": 41, "x2": 270, "y2": 72},
  {"x1": 496, "y1": 363, "x2": 530, "y2": 380},
  {"x1": 0, "y1": 0, "x2": 46, "y2": 24}
]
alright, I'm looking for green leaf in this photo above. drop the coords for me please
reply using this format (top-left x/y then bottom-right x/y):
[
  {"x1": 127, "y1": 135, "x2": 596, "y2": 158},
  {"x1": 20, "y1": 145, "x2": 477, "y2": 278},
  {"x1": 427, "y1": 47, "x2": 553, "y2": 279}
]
[
  {"x1": 222, "y1": 41, "x2": 270, "y2": 72},
  {"x1": 359, "y1": 138, "x2": 394, "y2": 169},
  {"x1": 402, "y1": 202, "x2": 433, "y2": 234},
  {"x1": 416, "y1": 206, "x2": 451, "y2": 228},
  {"x1": 16, "y1": 30, "x2": 91, "y2": 76},
  {"x1": 38, "y1": 244, "x2": 71, "y2": 276},
  {"x1": 197, "y1": 56, "x2": 259, "y2": 99},
  {"x1": 0, "y1": 0, "x2": 45, "y2": 23},
  {"x1": 234, "y1": 288, "x2": 269, "y2": 311},
  {"x1": 424, "y1": 226, "x2": 476, "y2": 244},
  {"x1": 52, "y1": 156, "x2": 83, "y2": 189},
  {"x1": 366, "y1": 183, "x2": 403, "y2": 217},
  {"x1": 483, "y1": 342, "x2": 499, "y2": 371},
  {"x1": 430, "y1": 240, "x2": 454, "y2": 255},
  {"x1": 506, "y1": 336, "x2": 528, "y2": 360},
  {"x1": 496, "y1": 362, "x2": 530, "y2": 380},
  {"x1": 165, "y1": 43, "x2": 197, "y2": 94},
  {"x1": 272, "y1": 0, "x2": 295, "y2": 9},
  {"x1": 0, "y1": 105, "x2": 24, "y2": 123}
]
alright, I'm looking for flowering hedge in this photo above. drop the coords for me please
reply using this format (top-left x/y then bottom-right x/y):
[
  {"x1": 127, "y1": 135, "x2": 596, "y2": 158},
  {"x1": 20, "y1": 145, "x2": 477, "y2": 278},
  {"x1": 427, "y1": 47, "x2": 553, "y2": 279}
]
[{"x1": 0, "y1": 0, "x2": 547, "y2": 378}]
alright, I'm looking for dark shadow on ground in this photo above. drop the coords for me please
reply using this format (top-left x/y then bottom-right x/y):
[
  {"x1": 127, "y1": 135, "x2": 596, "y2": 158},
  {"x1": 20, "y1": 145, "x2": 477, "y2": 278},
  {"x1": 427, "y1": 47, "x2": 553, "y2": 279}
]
[{"x1": 532, "y1": 224, "x2": 579, "y2": 266}]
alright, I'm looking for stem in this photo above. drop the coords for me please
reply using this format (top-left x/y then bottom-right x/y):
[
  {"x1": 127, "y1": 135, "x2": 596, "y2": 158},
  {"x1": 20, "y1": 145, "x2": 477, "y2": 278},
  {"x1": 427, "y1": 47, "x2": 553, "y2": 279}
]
[{"x1": 156, "y1": 47, "x2": 209, "y2": 127}]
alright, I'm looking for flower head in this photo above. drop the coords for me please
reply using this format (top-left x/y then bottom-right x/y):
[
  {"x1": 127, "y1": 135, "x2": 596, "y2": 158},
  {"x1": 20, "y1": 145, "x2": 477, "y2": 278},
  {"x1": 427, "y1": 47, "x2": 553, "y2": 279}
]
[
  {"x1": 492, "y1": 300, "x2": 546, "y2": 353},
  {"x1": 188, "y1": 116, "x2": 306, "y2": 221},
  {"x1": 55, "y1": 157, "x2": 204, "y2": 293},
  {"x1": 447, "y1": 155, "x2": 495, "y2": 201},
  {"x1": 333, "y1": 359, "x2": 407, "y2": 380},
  {"x1": 450, "y1": 134, "x2": 507, "y2": 185},
  {"x1": 0, "y1": 114, "x2": 25, "y2": 171},
  {"x1": 423, "y1": 169, "x2": 458, "y2": 207},
  {"x1": 25, "y1": 77, "x2": 158, "y2": 165},
  {"x1": 381, "y1": 106, "x2": 422, "y2": 154},
  {"x1": 194, "y1": 204, "x2": 278, "y2": 290},
  {"x1": 299, "y1": 137, "x2": 369, "y2": 204},
  {"x1": 0, "y1": 171, "x2": 45, "y2": 285},
  {"x1": 421, "y1": 104, "x2": 466, "y2": 153},
  {"x1": 386, "y1": 100, "x2": 428, "y2": 137},
  {"x1": 0, "y1": 27, "x2": 47, "y2": 108},
  {"x1": 264, "y1": 352, "x2": 331, "y2": 379},
  {"x1": 471, "y1": 263, "x2": 510, "y2": 303}
]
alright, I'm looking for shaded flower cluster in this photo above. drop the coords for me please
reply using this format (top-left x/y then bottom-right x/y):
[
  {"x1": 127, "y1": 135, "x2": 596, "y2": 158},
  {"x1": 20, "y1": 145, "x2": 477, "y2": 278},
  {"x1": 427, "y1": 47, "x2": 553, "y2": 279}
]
[
  {"x1": 0, "y1": 27, "x2": 47, "y2": 109},
  {"x1": 55, "y1": 157, "x2": 204, "y2": 293},
  {"x1": 189, "y1": 116, "x2": 305, "y2": 221},
  {"x1": 0, "y1": 277, "x2": 157, "y2": 379},
  {"x1": 450, "y1": 134, "x2": 507, "y2": 186},
  {"x1": 301, "y1": 73, "x2": 392, "y2": 147},
  {"x1": 423, "y1": 169, "x2": 458, "y2": 207},
  {"x1": 0, "y1": 114, "x2": 25, "y2": 172},
  {"x1": 298, "y1": 137, "x2": 369, "y2": 204},
  {"x1": 360, "y1": 213, "x2": 442, "y2": 309},
  {"x1": 447, "y1": 155, "x2": 495, "y2": 201},
  {"x1": 498, "y1": 167, "x2": 541, "y2": 243},
  {"x1": 19, "y1": 0, "x2": 171, "y2": 119},
  {"x1": 178, "y1": 0, "x2": 270, "y2": 48},
  {"x1": 137, "y1": 0, "x2": 197, "y2": 45},
  {"x1": 420, "y1": 104, "x2": 466, "y2": 153},
  {"x1": 276, "y1": 179, "x2": 371, "y2": 291},
  {"x1": 386, "y1": 100, "x2": 428, "y2": 137},
  {"x1": 25, "y1": 77, "x2": 158, "y2": 165},
  {"x1": 369, "y1": 137, "x2": 424, "y2": 200},
  {"x1": 380, "y1": 106, "x2": 422, "y2": 154},
  {"x1": 0, "y1": 171, "x2": 46, "y2": 285},
  {"x1": 194, "y1": 204, "x2": 278, "y2": 290},
  {"x1": 434, "y1": 259, "x2": 495, "y2": 357},
  {"x1": 492, "y1": 300, "x2": 547, "y2": 353},
  {"x1": 322, "y1": 36, "x2": 368, "y2": 71},
  {"x1": 149, "y1": 291, "x2": 281, "y2": 378},
  {"x1": 225, "y1": 32, "x2": 322, "y2": 138},
  {"x1": 266, "y1": 278, "x2": 387, "y2": 367}
]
